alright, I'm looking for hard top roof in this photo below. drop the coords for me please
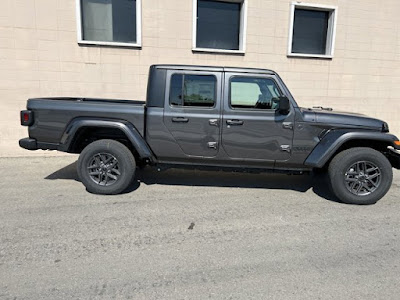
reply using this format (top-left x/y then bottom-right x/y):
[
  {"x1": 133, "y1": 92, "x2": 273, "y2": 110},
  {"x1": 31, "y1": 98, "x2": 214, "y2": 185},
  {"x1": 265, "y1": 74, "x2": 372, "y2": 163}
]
[{"x1": 152, "y1": 64, "x2": 276, "y2": 75}]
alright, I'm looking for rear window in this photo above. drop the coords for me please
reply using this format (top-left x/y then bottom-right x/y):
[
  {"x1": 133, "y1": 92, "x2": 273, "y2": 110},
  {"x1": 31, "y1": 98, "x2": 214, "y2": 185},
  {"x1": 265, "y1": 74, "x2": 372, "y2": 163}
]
[{"x1": 169, "y1": 74, "x2": 216, "y2": 107}]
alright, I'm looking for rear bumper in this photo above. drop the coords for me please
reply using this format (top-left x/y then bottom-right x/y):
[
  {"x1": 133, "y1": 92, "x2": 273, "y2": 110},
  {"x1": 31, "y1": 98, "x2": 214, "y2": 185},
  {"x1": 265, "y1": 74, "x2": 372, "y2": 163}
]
[
  {"x1": 19, "y1": 137, "x2": 59, "y2": 151},
  {"x1": 388, "y1": 148, "x2": 400, "y2": 169},
  {"x1": 19, "y1": 138, "x2": 38, "y2": 150}
]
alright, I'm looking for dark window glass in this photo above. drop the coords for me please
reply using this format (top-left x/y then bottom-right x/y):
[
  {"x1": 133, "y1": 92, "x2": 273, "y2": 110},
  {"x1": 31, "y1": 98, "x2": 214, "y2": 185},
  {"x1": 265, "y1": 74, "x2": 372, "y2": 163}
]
[
  {"x1": 81, "y1": 0, "x2": 137, "y2": 43},
  {"x1": 170, "y1": 74, "x2": 183, "y2": 106},
  {"x1": 230, "y1": 77, "x2": 281, "y2": 110},
  {"x1": 292, "y1": 9, "x2": 329, "y2": 55},
  {"x1": 197, "y1": 0, "x2": 241, "y2": 50},
  {"x1": 170, "y1": 74, "x2": 216, "y2": 107}
]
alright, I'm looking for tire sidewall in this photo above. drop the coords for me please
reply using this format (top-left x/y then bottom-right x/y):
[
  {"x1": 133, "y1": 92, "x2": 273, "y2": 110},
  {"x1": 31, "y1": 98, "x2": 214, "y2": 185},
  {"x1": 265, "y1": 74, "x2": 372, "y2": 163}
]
[
  {"x1": 78, "y1": 140, "x2": 136, "y2": 194},
  {"x1": 329, "y1": 149, "x2": 392, "y2": 205}
]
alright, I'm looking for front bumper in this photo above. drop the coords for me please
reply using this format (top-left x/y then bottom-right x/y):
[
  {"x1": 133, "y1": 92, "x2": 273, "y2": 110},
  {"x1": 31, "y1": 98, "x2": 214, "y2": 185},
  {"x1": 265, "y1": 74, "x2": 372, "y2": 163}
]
[
  {"x1": 19, "y1": 138, "x2": 38, "y2": 150},
  {"x1": 388, "y1": 148, "x2": 400, "y2": 169}
]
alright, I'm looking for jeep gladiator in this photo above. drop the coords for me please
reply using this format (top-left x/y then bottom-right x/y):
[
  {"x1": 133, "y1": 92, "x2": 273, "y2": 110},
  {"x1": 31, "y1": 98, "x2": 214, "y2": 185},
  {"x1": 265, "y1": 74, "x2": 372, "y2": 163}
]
[{"x1": 20, "y1": 65, "x2": 400, "y2": 204}]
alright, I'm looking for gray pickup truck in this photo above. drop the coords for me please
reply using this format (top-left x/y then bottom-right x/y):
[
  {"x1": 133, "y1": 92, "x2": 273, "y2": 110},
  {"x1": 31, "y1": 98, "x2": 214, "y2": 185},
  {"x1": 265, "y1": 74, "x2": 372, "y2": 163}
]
[{"x1": 20, "y1": 65, "x2": 400, "y2": 204}]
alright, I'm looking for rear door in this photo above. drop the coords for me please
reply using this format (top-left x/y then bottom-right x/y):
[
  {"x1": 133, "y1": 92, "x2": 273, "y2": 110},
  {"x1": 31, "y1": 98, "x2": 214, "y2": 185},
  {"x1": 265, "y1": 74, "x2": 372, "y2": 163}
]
[
  {"x1": 221, "y1": 72, "x2": 295, "y2": 162},
  {"x1": 163, "y1": 70, "x2": 222, "y2": 158}
]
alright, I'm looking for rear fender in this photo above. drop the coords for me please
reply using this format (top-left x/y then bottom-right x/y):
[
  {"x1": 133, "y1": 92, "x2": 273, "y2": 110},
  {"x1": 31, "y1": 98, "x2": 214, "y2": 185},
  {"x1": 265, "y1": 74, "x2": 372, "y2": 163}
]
[{"x1": 59, "y1": 118, "x2": 155, "y2": 161}]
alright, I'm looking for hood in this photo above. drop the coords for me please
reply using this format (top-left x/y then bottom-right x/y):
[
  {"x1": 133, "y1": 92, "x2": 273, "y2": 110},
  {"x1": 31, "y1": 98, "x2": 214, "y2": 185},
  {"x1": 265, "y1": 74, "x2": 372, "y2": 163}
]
[{"x1": 303, "y1": 107, "x2": 387, "y2": 131}]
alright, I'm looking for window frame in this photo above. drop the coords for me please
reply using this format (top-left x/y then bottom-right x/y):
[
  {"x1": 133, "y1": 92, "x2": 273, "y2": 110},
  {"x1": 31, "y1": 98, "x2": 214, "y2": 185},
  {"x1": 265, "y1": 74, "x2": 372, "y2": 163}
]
[
  {"x1": 76, "y1": 0, "x2": 142, "y2": 48},
  {"x1": 192, "y1": 0, "x2": 248, "y2": 54},
  {"x1": 169, "y1": 73, "x2": 218, "y2": 109},
  {"x1": 287, "y1": 2, "x2": 338, "y2": 59},
  {"x1": 228, "y1": 75, "x2": 283, "y2": 112}
]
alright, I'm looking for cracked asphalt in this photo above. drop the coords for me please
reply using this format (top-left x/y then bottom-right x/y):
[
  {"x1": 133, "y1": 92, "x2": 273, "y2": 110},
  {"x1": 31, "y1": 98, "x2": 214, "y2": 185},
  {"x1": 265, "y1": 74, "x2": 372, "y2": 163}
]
[{"x1": 1, "y1": 156, "x2": 400, "y2": 299}]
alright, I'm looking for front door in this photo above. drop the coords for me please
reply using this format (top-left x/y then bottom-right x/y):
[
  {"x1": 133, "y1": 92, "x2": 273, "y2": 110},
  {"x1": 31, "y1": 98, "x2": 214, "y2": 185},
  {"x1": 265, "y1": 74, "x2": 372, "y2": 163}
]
[
  {"x1": 163, "y1": 70, "x2": 222, "y2": 158},
  {"x1": 221, "y1": 73, "x2": 295, "y2": 162}
]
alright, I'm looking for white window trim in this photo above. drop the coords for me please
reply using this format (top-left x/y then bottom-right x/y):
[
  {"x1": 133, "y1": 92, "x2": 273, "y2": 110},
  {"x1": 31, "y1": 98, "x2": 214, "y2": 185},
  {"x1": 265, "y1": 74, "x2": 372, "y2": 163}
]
[
  {"x1": 76, "y1": 0, "x2": 142, "y2": 48},
  {"x1": 287, "y1": 2, "x2": 338, "y2": 59},
  {"x1": 192, "y1": 0, "x2": 247, "y2": 54}
]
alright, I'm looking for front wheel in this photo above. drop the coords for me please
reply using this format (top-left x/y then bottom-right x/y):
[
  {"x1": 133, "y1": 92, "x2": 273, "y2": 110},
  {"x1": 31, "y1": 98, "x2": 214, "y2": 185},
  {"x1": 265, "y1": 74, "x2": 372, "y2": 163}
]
[
  {"x1": 328, "y1": 147, "x2": 393, "y2": 205},
  {"x1": 77, "y1": 139, "x2": 136, "y2": 195}
]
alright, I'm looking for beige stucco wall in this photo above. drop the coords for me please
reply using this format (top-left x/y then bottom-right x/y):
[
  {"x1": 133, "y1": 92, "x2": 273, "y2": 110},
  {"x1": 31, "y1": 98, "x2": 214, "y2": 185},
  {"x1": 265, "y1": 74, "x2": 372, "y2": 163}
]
[{"x1": 1, "y1": 0, "x2": 399, "y2": 157}]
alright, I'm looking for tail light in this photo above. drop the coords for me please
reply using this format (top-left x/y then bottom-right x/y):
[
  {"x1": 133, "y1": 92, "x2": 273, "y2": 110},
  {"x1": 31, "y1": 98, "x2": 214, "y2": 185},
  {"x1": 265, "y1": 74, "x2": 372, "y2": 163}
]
[{"x1": 20, "y1": 110, "x2": 34, "y2": 126}]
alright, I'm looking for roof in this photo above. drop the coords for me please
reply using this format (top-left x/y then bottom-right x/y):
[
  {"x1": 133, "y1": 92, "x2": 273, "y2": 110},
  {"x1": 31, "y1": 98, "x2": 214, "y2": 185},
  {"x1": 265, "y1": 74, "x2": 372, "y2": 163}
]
[{"x1": 152, "y1": 64, "x2": 276, "y2": 75}]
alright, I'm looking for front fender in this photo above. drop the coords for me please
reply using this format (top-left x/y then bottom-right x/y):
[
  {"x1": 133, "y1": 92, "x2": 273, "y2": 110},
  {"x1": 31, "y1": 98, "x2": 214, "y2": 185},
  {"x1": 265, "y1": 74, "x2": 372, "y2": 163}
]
[
  {"x1": 304, "y1": 129, "x2": 399, "y2": 168},
  {"x1": 59, "y1": 118, "x2": 154, "y2": 161}
]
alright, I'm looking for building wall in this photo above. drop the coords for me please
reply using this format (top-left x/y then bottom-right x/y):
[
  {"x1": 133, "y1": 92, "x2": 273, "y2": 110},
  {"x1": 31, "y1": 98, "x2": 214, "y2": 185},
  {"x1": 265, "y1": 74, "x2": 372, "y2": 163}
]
[{"x1": 1, "y1": 0, "x2": 399, "y2": 157}]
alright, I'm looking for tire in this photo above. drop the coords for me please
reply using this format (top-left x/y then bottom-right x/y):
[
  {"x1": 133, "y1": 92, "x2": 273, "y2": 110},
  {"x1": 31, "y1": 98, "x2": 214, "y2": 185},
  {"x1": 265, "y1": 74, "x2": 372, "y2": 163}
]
[
  {"x1": 77, "y1": 139, "x2": 136, "y2": 195},
  {"x1": 328, "y1": 147, "x2": 393, "y2": 205}
]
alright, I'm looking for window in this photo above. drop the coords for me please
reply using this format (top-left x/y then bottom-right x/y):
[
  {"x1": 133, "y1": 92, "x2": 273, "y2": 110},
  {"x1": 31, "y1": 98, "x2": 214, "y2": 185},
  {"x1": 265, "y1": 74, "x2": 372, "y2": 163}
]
[
  {"x1": 230, "y1": 77, "x2": 281, "y2": 110},
  {"x1": 288, "y1": 3, "x2": 337, "y2": 58},
  {"x1": 76, "y1": 0, "x2": 142, "y2": 47},
  {"x1": 193, "y1": 0, "x2": 247, "y2": 53},
  {"x1": 170, "y1": 74, "x2": 216, "y2": 107}
]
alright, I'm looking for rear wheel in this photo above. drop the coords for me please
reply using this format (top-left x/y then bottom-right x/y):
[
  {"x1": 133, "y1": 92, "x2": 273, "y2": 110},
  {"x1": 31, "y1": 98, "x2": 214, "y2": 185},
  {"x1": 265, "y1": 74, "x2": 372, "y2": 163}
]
[
  {"x1": 328, "y1": 147, "x2": 392, "y2": 205},
  {"x1": 77, "y1": 139, "x2": 136, "y2": 194}
]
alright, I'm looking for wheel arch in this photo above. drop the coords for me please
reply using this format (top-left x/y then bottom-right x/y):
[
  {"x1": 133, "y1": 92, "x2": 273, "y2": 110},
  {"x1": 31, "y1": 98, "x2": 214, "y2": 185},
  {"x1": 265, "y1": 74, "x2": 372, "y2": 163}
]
[
  {"x1": 305, "y1": 129, "x2": 399, "y2": 169},
  {"x1": 59, "y1": 118, "x2": 155, "y2": 162}
]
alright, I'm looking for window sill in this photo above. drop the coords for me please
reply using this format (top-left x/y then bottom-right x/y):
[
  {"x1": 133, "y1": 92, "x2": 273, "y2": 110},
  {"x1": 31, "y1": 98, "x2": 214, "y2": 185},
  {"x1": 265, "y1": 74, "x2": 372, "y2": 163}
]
[
  {"x1": 78, "y1": 40, "x2": 142, "y2": 48},
  {"x1": 287, "y1": 53, "x2": 333, "y2": 59},
  {"x1": 192, "y1": 48, "x2": 245, "y2": 55}
]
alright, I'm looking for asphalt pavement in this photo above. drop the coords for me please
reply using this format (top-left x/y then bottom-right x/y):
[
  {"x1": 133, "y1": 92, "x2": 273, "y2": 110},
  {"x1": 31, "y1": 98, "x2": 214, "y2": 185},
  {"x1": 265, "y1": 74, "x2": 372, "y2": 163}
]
[{"x1": 1, "y1": 156, "x2": 400, "y2": 300}]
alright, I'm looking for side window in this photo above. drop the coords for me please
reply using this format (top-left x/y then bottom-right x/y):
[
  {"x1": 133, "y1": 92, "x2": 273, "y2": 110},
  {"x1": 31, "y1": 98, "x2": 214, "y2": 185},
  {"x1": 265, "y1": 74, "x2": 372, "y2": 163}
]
[
  {"x1": 169, "y1": 74, "x2": 216, "y2": 107},
  {"x1": 230, "y1": 77, "x2": 282, "y2": 110}
]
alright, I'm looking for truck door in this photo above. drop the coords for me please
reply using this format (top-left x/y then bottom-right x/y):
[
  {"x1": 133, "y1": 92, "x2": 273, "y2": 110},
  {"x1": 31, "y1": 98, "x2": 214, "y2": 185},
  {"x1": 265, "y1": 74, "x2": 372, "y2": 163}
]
[
  {"x1": 163, "y1": 70, "x2": 222, "y2": 158},
  {"x1": 221, "y1": 72, "x2": 295, "y2": 162}
]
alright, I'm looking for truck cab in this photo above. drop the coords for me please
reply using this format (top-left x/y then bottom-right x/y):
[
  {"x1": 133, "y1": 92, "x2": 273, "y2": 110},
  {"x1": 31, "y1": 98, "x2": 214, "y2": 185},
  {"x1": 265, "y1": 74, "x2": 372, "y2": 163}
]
[{"x1": 145, "y1": 65, "x2": 296, "y2": 169}]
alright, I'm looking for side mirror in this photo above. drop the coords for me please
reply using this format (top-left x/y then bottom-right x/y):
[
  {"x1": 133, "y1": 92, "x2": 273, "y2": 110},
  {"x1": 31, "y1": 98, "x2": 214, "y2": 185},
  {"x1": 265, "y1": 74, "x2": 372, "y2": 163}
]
[{"x1": 278, "y1": 96, "x2": 290, "y2": 114}]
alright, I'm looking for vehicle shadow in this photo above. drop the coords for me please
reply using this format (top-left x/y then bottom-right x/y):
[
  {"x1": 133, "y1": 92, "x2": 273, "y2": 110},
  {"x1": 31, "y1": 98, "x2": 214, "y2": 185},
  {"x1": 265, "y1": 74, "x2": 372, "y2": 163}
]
[
  {"x1": 45, "y1": 161, "x2": 80, "y2": 181},
  {"x1": 45, "y1": 161, "x2": 340, "y2": 203}
]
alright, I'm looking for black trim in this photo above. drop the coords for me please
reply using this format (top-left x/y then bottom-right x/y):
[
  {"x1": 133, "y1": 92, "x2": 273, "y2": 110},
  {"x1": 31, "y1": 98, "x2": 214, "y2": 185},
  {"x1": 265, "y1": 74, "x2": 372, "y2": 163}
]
[
  {"x1": 155, "y1": 162, "x2": 309, "y2": 175},
  {"x1": 387, "y1": 149, "x2": 400, "y2": 169},
  {"x1": 305, "y1": 130, "x2": 400, "y2": 168},
  {"x1": 19, "y1": 138, "x2": 60, "y2": 151},
  {"x1": 59, "y1": 118, "x2": 155, "y2": 161},
  {"x1": 19, "y1": 138, "x2": 37, "y2": 150}
]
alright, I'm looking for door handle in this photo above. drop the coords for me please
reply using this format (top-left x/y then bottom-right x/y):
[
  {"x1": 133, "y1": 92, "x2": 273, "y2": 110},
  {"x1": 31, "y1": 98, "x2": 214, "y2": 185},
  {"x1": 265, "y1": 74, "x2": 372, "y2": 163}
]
[
  {"x1": 209, "y1": 119, "x2": 219, "y2": 126},
  {"x1": 207, "y1": 142, "x2": 218, "y2": 149},
  {"x1": 226, "y1": 119, "x2": 244, "y2": 126},
  {"x1": 282, "y1": 122, "x2": 293, "y2": 130},
  {"x1": 172, "y1": 117, "x2": 189, "y2": 123}
]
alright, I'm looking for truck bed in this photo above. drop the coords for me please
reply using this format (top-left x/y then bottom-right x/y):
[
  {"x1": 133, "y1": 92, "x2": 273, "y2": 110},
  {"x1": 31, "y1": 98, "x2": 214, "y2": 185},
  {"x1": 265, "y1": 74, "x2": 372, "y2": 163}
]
[{"x1": 27, "y1": 97, "x2": 146, "y2": 145}]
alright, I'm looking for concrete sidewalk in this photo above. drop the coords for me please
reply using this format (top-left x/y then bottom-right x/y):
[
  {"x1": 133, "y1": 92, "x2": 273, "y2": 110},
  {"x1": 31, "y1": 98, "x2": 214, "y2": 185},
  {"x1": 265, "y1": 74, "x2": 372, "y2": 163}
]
[{"x1": 1, "y1": 156, "x2": 400, "y2": 299}]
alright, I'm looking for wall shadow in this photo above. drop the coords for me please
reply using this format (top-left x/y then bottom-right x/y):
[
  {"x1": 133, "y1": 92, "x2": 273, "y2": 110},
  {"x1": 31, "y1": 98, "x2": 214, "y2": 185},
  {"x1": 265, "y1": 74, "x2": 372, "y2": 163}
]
[{"x1": 45, "y1": 162, "x2": 339, "y2": 202}]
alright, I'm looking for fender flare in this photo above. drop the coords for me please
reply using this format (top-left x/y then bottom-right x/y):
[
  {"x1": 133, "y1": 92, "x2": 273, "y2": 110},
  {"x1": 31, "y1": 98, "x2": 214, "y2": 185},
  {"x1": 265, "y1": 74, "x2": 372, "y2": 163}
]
[
  {"x1": 59, "y1": 118, "x2": 155, "y2": 161},
  {"x1": 304, "y1": 129, "x2": 399, "y2": 168}
]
